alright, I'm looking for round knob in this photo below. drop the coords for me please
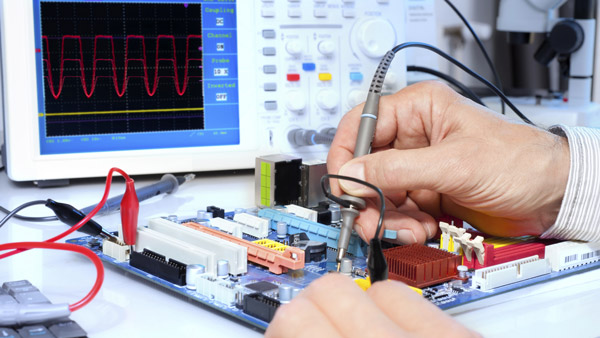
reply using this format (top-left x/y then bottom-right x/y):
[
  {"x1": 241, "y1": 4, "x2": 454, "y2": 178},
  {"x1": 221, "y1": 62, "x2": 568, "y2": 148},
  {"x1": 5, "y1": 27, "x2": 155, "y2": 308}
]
[
  {"x1": 347, "y1": 89, "x2": 367, "y2": 108},
  {"x1": 355, "y1": 19, "x2": 396, "y2": 58},
  {"x1": 317, "y1": 89, "x2": 339, "y2": 111},
  {"x1": 286, "y1": 90, "x2": 306, "y2": 113},
  {"x1": 286, "y1": 40, "x2": 303, "y2": 56},
  {"x1": 549, "y1": 19, "x2": 584, "y2": 54},
  {"x1": 318, "y1": 40, "x2": 335, "y2": 56}
]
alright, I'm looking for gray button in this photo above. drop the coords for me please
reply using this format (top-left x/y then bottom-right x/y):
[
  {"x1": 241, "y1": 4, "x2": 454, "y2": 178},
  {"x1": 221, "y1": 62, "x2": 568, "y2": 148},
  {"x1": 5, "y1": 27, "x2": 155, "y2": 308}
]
[
  {"x1": 265, "y1": 101, "x2": 278, "y2": 110},
  {"x1": 263, "y1": 65, "x2": 277, "y2": 74},
  {"x1": 7, "y1": 285, "x2": 38, "y2": 297},
  {"x1": 0, "y1": 294, "x2": 17, "y2": 305},
  {"x1": 264, "y1": 83, "x2": 277, "y2": 91},
  {"x1": 262, "y1": 29, "x2": 276, "y2": 39},
  {"x1": 263, "y1": 47, "x2": 276, "y2": 56},
  {"x1": 14, "y1": 291, "x2": 50, "y2": 304},
  {"x1": 48, "y1": 321, "x2": 87, "y2": 338},
  {"x1": 18, "y1": 325, "x2": 54, "y2": 338},
  {"x1": 0, "y1": 328, "x2": 20, "y2": 338},
  {"x1": 2, "y1": 280, "x2": 31, "y2": 292}
]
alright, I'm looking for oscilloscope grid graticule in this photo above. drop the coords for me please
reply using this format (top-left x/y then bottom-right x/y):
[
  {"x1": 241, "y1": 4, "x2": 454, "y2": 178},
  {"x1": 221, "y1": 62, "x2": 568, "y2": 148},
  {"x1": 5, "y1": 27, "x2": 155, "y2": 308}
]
[{"x1": 32, "y1": 0, "x2": 240, "y2": 155}]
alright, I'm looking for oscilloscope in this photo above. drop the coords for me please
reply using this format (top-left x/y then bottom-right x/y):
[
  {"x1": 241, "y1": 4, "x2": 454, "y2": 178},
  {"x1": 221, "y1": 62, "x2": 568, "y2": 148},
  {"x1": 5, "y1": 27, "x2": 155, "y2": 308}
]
[{"x1": 0, "y1": 0, "x2": 406, "y2": 182}]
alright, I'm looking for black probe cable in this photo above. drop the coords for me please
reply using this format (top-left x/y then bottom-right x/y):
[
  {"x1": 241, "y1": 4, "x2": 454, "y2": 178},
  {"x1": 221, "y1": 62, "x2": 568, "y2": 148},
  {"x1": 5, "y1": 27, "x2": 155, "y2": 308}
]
[
  {"x1": 444, "y1": 0, "x2": 505, "y2": 115},
  {"x1": 407, "y1": 65, "x2": 486, "y2": 107},
  {"x1": 393, "y1": 42, "x2": 534, "y2": 125},
  {"x1": 0, "y1": 200, "x2": 48, "y2": 228}
]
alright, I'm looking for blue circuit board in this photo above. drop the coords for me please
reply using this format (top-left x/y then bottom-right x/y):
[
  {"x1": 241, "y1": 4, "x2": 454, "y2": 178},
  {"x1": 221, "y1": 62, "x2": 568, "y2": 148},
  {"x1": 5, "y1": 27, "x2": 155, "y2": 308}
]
[{"x1": 67, "y1": 212, "x2": 600, "y2": 331}]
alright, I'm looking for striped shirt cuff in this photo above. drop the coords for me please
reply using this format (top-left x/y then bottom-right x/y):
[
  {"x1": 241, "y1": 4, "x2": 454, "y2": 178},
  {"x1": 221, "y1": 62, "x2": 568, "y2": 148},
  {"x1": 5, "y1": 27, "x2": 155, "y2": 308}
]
[{"x1": 541, "y1": 125, "x2": 600, "y2": 242}]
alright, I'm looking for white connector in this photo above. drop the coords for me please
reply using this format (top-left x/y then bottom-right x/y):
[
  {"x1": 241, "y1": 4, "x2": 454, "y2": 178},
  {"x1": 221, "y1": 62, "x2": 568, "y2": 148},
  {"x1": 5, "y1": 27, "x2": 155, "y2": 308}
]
[
  {"x1": 545, "y1": 241, "x2": 600, "y2": 271},
  {"x1": 195, "y1": 274, "x2": 238, "y2": 306},
  {"x1": 472, "y1": 255, "x2": 550, "y2": 291},
  {"x1": 102, "y1": 239, "x2": 130, "y2": 262},
  {"x1": 233, "y1": 213, "x2": 270, "y2": 238},
  {"x1": 285, "y1": 204, "x2": 318, "y2": 222},
  {"x1": 210, "y1": 217, "x2": 243, "y2": 238}
]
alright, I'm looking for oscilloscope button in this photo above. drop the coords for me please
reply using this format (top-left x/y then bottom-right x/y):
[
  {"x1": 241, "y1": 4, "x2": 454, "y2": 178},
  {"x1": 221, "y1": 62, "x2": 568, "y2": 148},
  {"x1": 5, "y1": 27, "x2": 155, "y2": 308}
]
[
  {"x1": 263, "y1": 65, "x2": 277, "y2": 74},
  {"x1": 263, "y1": 47, "x2": 276, "y2": 56},
  {"x1": 342, "y1": 8, "x2": 356, "y2": 18},
  {"x1": 261, "y1": 8, "x2": 276, "y2": 18},
  {"x1": 314, "y1": 9, "x2": 328, "y2": 18},
  {"x1": 288, "y1": 8, "x2": 302, "y2": 18},
  {"x1": 262, "y1": 30, "x2": 276, "y2": 39},
  {"x1": 264, "y1": 83, "x2": 277, "y2": 92},
  {"x1": 265, "y1": 101, "x2": 278, "y2": 111}
]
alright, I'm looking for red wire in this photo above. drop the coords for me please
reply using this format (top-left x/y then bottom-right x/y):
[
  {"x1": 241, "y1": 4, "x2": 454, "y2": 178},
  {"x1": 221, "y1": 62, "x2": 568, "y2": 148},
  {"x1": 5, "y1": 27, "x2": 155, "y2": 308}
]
[
  {"x1": 0, "y1": 167, "x2": 132, "y2": 259},
  {"x1": 0, "y1": 241, "x2": 104, "y2": 312}
]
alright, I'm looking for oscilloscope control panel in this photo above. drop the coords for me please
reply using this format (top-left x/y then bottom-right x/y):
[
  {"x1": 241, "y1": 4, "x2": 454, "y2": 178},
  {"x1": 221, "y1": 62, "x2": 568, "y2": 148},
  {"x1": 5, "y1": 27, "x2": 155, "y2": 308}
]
[{"x1": 0, "y1": 0, "x2": 405, "y2": 181}]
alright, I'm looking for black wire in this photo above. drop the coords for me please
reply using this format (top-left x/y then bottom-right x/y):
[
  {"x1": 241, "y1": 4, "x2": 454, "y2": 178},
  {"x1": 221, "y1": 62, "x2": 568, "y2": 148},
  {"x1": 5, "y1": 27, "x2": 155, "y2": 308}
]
[
  {"x1": 0, "y1": 205, "x2": 58, "y2": 222},
  {"x1": 0, "y1": 200, "x2": 49, "y2": 228},
  {"x1": 393, "y1": 42, "x2": 534, "y2": 126},
  {"x1": 444, "y1": 0, "x2": 506, "y2": 115},
  {"x1": 320, "y1": 174, "x2": 386, "y2": 240},
  {"x1": 407, "y1": 65, "x2": 486, "y2": 107}
]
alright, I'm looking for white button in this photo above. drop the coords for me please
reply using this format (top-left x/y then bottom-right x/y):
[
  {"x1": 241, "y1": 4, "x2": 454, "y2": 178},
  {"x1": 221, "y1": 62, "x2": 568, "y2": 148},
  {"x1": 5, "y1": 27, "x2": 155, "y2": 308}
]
[
  {"x1": 318, "y1": 40, "x2": 335, "y2": 56},
  {"x1": 314, "y1": 0, "x2": 327, "y2": 2},
  {"x1": 377, "y1": 0, "x2": 390, "y2": 3},
  {"x1": 286, "y1": 90, "x2": 307, "y2": 113},
  {"x1": 342, "y1": 8, "x2": 355, "y2": 18},
  {"x1": 262, "y1": 0, "x2": 274, "y2": 2},
  {"x1": 348, "y1": 89, "x2": 368, "y2": 108},
  {"x1": 355, "y1": 19, "x2": 396, "y2": 58},
  {"x1": 261, "y1": 8, "x2": 276, "y2": 17},
  {"x1": 342, "y1": 0, "x2": 355, "y2": 2},
  {"x1": 286, "y1": 40, "x2": 303, "y2": 56},
  {"x1": 314, "y1": 8, "x2": 328, "y2": 18},
  {"x1": 288, "y1": 8, "x2": 302, "y2": 17},
  {"x1": 317, "y1": 89, "x2": 339, "y2": 111}
]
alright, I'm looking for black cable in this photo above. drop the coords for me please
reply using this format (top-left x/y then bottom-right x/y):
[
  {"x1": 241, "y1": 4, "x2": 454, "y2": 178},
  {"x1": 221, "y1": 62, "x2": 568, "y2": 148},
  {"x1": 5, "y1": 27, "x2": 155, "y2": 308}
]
[
  {"x1": 320, "y1": 174, "x2": 385, "y2": 242},
  {"x1": 0, "y1": 200, "x2": 49, "y2": 228},
  {"x1": 444, "y1": 0, "x2": 506, "y2": 115},
  {"x1": 393, "y1": 42, "x2": 534, "y2": 125},
  {"x1": 0, "y1": 205, "x2": 57, "y2": 222},
  {"x1": 407, "y1": 65, "x2": 486, "y2": 107}
]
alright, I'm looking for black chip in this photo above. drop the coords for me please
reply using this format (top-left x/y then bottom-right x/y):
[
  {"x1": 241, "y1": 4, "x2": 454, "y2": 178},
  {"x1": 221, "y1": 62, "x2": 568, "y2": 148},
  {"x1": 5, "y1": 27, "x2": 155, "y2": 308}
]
[{"x1": 245, "y1": 281, "x2": 278, "y2": 293}]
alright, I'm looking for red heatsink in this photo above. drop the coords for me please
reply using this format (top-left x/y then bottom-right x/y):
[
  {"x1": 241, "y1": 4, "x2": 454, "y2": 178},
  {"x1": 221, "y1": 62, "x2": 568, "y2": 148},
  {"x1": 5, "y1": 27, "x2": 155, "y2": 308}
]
[{"x1": 384, "y1": 244, "x2": 461, "y2": 288}]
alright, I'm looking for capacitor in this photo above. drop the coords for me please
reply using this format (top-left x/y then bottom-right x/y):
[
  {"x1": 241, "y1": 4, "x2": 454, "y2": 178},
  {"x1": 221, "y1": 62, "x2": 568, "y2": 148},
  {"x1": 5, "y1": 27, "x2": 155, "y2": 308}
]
[
  {"x1": 279, "y1": 285, "x2": 293, "y2": 303},
  {"x1": 197, "y1": 211, "x2": 209, "y2": 220},
  {"x1": 276, "y1": 221, "x2": 288, "y2": 239},
  {"x1": 340, "y1": 257, "x2": 353, "y2": 276},
  {"x1": 329, "y1": 204, "x2": 341, "y2": 223},
  {"x1": 217, "y1": 260, "x2": 229, "y2": 278},
  {"x1": 167, "y1": 215, "x2": 178, "y2": 222},
  {"x1": 457, "y1": 265, "x2": 468, "y2": 279},
  {"x1": 185, "y1": 264, "x2": 206, "y2": 290}
]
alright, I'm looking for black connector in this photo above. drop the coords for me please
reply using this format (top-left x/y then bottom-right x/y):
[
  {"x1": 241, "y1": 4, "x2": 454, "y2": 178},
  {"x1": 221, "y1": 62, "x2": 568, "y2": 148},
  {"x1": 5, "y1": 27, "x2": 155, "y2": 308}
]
[
  {"x1": 367, "y1": 238, "x2": 388, "y2": 284},
  {"x1": 289, "y1": 233, "x2": 327, "y2": 263},
  {"x1": 45, "y1": 199, "x2": 107, "y2": 237},
  {"x1": 242, "y1": 293, "x2": 281, "y2": 323},
  {"x1": 207, "y1": 206, "x2": 225, "y2": 219},
  {"x1": 130, "y1": 249, "x2": 187, "y2": 285}
]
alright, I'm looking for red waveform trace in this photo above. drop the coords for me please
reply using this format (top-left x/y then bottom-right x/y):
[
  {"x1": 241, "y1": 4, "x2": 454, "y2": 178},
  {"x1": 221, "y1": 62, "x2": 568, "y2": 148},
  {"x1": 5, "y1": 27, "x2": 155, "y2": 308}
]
[{"x1": 42, "y1": 35, "x2": 203, "y2": 99}]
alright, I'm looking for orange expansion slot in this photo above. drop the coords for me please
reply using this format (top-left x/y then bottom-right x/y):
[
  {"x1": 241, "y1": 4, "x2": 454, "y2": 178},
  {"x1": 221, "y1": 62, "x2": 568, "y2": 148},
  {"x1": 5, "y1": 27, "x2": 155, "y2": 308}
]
[{"x1": 183, "y1": 222, "x2": 305, "y2": 274}]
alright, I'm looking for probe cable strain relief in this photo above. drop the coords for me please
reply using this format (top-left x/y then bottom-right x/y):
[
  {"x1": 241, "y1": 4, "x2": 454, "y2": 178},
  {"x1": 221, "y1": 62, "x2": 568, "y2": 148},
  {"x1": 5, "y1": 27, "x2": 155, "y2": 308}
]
[
  {"x1": 367, "y1": 238, "x2": 388, "y2": 284},
  {"x1": 121, "y1": 179, "x2": 139, "y2": 245},
  {"x1": 369, "y1": 50, "x2": 396, "y2": 94}
]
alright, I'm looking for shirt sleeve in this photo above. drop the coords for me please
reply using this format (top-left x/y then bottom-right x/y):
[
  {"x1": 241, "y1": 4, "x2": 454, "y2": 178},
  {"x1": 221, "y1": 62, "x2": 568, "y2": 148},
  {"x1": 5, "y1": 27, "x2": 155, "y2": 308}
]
[{"x1": 541, "y1": 125, "x2": 600, "y2": 242}]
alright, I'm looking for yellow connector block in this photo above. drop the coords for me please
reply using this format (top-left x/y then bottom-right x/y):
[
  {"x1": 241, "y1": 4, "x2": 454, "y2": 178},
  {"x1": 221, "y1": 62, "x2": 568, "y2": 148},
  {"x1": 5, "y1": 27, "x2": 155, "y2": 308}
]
[
  {"x1": 253, "y1": 238, "x2": 288, "y2": 252},
  {"x1": 354, "y1": 277, "x2": 423, "y2": 295}
]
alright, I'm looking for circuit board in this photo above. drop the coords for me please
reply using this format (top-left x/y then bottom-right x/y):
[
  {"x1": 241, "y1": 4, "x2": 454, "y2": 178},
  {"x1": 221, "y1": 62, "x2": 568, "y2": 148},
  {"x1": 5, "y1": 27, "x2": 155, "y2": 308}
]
[{"x1": 67, "y1": 209, "x2": 600, "y2": 331}]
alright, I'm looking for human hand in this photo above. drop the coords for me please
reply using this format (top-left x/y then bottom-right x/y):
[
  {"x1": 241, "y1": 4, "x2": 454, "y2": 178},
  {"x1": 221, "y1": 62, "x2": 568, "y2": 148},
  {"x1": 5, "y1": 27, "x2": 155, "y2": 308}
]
[
  {"x1": 328, "y1": 81, "x2": 570, "y2": 244},
  {"x1": 265, "y1": 273, "x2": 479, "y2": 338}
]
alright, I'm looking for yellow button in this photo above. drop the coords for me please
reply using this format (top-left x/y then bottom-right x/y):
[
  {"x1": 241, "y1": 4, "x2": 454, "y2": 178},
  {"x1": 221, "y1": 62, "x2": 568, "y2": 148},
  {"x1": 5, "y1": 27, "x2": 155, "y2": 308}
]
[{"x1": 319, "y1": 73, "x2": 332, "y2": 81}]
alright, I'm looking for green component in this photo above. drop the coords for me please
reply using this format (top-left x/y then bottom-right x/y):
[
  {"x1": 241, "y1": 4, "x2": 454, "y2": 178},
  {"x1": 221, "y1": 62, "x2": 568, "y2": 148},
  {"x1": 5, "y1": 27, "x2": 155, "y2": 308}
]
[{"x1": 260, "y1": 162, "x2": 271, "y2": 207}]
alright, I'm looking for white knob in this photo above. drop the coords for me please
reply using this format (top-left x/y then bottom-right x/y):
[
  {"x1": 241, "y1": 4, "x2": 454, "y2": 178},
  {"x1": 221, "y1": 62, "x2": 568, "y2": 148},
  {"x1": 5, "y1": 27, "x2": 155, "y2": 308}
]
[
  {"x1": 317, "y1": 89, "x2": 339, "y2": 111},
  {"x1": 286, "y1": 40, "x2": 303, "y2": 56},
  {"x1": 286, "y1": 90, "x2": 307, "y2": 113},
  {"x1": 347, "y1": 90, "x2": 367, "y2": 108},
  {"x1": 356, "y1": 19, "x2": 396, "y2": 58},
  {"x1": 383, "y1": 71, "x2": 398, "y2": 90},
  {"x1": 318, "y1": 40, "x2": 335, "y2": 56}
]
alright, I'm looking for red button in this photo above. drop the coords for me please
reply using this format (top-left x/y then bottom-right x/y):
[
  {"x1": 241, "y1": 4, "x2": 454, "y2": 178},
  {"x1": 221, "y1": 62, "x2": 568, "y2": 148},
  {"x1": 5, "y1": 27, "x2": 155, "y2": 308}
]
[{"x1": 287, "y1": 73, "x2": 300, "y2": 82}]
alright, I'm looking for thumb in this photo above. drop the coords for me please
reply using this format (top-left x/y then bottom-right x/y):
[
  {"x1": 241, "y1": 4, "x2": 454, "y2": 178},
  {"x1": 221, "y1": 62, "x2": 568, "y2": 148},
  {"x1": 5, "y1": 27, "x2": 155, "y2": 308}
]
[{"x1": 337, "y1": 146, "x2": 456, "y2": 196}]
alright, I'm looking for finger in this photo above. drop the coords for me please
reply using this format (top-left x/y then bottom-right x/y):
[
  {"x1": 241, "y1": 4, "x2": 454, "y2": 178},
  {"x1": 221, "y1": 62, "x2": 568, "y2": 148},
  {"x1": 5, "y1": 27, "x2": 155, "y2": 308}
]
[
  {"x1": 367, "y1": 280, "x2": 478, "y2": 337},
  {"x1": 393, "y1": 208, "x2": 438, "y2": 241},
  {"x1": 301, "y1": 274, "x2": 406, "y2": 338},
  {"x1": 266, "y1": 297, "x2": 342, "y2": 338}
]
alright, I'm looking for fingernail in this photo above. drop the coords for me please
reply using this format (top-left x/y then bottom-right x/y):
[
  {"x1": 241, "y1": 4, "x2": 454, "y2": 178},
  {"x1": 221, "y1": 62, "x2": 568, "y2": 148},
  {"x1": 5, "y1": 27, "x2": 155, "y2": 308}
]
[
  {"x1": 396, "y1": 229, "x2": 417, "y2": 244},
  {"x1": 338, "y1": 162, "x2": 367, "y2": 194}
]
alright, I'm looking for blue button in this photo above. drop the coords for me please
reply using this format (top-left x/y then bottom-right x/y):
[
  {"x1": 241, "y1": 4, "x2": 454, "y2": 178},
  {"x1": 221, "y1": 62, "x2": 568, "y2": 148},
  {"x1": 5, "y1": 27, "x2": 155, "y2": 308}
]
[
  {"x1": 350, "y1": 72, "x2": 363, "y2": 81},
  {"x1": 302, "y1": 63, "x2": 316, "y2": 71}
]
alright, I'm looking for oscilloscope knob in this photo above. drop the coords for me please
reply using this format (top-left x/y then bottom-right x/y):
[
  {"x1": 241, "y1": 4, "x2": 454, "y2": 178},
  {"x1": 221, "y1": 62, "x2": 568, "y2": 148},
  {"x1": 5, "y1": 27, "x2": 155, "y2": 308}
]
[
  {"x1": 286, "y1": 40, "x2": 303, "y2": 57},
  {"x1": 316, "y1": 89, "x2": 339, "y2": 112},
  {"x1": 355, "y1": 18, "x2": 396, "y2": 58},
  {"x1": 286, "y1": 90, "x2": 307, "y2": 113},
  {"x1": 318, "y1": 40, "x2": 335, "y2": 56}
]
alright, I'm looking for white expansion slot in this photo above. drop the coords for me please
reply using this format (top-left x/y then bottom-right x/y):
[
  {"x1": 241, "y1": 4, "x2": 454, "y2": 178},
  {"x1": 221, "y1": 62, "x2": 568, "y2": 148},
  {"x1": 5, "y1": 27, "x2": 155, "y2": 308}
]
[
  {"x1": 472, "y1": 255, "x2": 550, "y2": 291},
  {"x1": 135, "y1": 227, "x2": 217, "y2": 275},
  {"x1": 148, "y1": 218, "x2": 247, "y2": 275},
  {"x1": 285, "y1": 204, "x2": 318, "y2": 222},
  {"x1": 232, "y1": 213, "x2": 270, "y2": 238},
  {"x1": 210, "y1": 217, "x2": 243, "y2": 238}
]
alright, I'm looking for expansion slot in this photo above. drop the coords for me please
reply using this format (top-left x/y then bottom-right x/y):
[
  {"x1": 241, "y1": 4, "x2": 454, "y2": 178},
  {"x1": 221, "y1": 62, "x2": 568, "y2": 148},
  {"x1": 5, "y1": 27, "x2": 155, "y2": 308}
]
[
  {"x1": 210, "y1": 217, "x2": 243, "y2": 238},
  {"x1": 183, "y1": 222, "x2": 305, "y2": 274},
  {"x1": 233, "y1": 213, "x2": 270, "y2": 238},
  {"x1": 472, "y1": 255, "x2": 550, "y2": 291},
  {"x1": 258, "y1": 208, "x2": 365, "y2": 257},
  {"x1": 148, "y1": 218, "x2": 247, "y2": 275},
  {"x1": 135, "y1": 227, "x2": 217, "y2": 275},
  {"x1": 545, "y1": 241, "x2": 600, "y2": 271},
  {"x1": 285, "y1": 204, "x2": 318, "y2": 222}
]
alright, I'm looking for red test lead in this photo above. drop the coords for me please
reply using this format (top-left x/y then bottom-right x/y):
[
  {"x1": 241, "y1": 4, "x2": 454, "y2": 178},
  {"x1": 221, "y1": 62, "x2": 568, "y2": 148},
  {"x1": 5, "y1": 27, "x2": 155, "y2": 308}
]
[{"x1": 120, "y1": 178, "x2": 139, "y2": 245}]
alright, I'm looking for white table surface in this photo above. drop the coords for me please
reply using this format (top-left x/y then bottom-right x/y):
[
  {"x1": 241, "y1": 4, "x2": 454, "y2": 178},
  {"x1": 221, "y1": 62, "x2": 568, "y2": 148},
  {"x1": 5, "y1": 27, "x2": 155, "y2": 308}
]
[{"x1": 1, "y1": 169, "x2": 599, "y2": 338}]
